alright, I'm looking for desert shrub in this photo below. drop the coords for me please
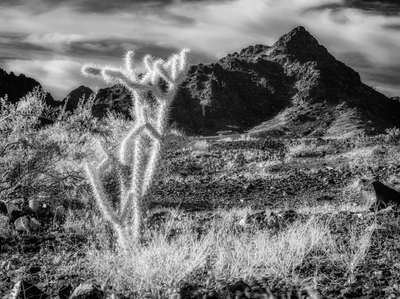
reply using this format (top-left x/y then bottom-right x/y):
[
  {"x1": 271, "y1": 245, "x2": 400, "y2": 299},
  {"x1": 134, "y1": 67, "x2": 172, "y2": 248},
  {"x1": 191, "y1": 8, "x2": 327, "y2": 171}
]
[
  {"x1": 189, "y1": 139, "x2": 210, "y2": 155},
  {"x1": 384, "y1": 127, "x2": 400, "y2": 145},
  {"x1": 286, "y1": 139, "x2": 333, "y2": 160},
  {"x1": 0, "y1": 87, "x2": 112, "y2": 208}
]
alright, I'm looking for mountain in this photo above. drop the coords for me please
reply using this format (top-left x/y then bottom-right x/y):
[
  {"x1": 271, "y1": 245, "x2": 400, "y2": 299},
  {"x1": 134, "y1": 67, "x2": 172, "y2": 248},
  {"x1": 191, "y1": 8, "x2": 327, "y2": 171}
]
[
  {"x1": 2, "y1": 26, "x2": 400, "y2": 137},
  {"x1": 60, "y1": 85, "x2": 132, "y2": 118},
  {"x1": 171, "y1": 26, "x2": 400, "y2": 136},
  {"x1": 0, "y1": 69, "x2": 58, "y2": 108},
  {"x1": 62, "y1": 85, "x2": 93, "y2": 111},
  {"x1": 85, "y1": 26, "x2": 400, "y2": 137}
]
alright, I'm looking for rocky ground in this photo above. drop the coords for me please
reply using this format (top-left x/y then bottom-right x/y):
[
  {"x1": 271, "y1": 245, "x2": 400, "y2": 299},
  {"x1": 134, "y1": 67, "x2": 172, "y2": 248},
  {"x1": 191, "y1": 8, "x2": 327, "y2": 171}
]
[{"x1": 1, "y1": 134, "x2": 400, "y2": 298}]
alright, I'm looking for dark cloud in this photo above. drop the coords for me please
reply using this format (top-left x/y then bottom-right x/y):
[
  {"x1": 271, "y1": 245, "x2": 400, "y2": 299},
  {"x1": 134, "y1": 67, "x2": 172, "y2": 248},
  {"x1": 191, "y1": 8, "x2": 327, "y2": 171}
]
[
  {"x1": 384, "y1": 24, "x2": 400, "y2": 30},
  {"x1": 0, "y1": 33, "x2": 50, "y2": 59},
  {"x1": 339, "y1": 52, "x2": 372, "y2": 69},
  {"x1": 303, "y1": 3, "x2": 344, "y2": 13},
  {"x1": 339, "y1": 51, "x2": 400, "y2": 96},
  {"x1": 345, "y1": 0, "x2": 400, "y2": 15},
  {"x1": 361, "y1": 65, "x2": 400, "y2": 87},
  {"x1": 306, "y1": 0, "x2": 400, "y2": 16},
  {"x1": 324, "y1": 50, "x2": 399, "y2": 96},
  {"x1": 69, "y1": 38, "x2": 215, "y2": 65},
  {"x1": 0, "y1": 0, "x2": 23, "y2": 6},
  {"x1": 0, "y1": 29, "x2": 214, "y2": 65},
  {"x1": 41, "y1": 0, "x2": 166, "y2": 13},
  {"x1": 69, "y1": 38, "x2": 180, "y2": 60},
  {"x1": 0, "y1": 0, "x2": 228, "y2": 15}
]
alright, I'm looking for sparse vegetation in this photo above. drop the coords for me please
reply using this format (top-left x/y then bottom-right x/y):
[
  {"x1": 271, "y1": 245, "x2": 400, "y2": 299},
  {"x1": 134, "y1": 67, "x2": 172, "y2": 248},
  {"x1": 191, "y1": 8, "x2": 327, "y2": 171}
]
[
  {"x1": 385, "y1": 126, "x2": 400, "y2": 145},
  {"x1": 1, "y1": 86, "x2": 400, "y2": 298}
]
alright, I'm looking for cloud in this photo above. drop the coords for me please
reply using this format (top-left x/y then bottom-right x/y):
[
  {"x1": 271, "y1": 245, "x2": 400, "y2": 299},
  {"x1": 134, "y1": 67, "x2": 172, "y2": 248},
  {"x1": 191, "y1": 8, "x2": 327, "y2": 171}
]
[
  {"x1": 24, "y1": 32, "x2": 85, "y2": 51},
  {"x1": 308, "y1": 0, "x2": 400, "y2": 15},
  {"x1": 0, "y1": 0, "x2": 226, "y2": 15},
  {"x1": 384, "y1": 23, "x2": 400, "y2": 30},
  {"x1": 343, "y1": 0, "x2": 400, "y2": 15}
]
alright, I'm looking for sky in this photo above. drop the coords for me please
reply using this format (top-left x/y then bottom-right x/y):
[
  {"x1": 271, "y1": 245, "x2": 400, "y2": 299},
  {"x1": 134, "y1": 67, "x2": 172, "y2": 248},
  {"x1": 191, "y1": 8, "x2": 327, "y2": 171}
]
[{"x1": 0, "y1": 0, "x2": 399, "y2": 101}]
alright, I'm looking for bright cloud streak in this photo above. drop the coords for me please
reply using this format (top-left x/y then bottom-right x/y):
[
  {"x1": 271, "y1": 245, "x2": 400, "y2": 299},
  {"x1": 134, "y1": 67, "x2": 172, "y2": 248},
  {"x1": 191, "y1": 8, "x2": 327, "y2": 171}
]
[{"x1": 0, "y1": 0, "x2": 399, "y2": 100}]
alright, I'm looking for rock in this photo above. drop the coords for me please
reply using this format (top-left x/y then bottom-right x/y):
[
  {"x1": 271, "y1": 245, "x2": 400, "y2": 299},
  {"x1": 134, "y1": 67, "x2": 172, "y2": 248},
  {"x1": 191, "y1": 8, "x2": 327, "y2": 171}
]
[
  {"x1": 6, "y1": 202, "x2": 17, "y2": 215},
  {"x1": 8, "y1": 280, "x2": 48, "y2": 299},
  {"x1": 29, "y1": 198, "x2": 39, "y2": 213},
  {"x1": 238, "y1": 213, "x2": 251, "y2": 227},
  {"x1": 14, "y1": 216, "x2": 29, "y2": 231},
  {"x1": 244, "y1": 183, "x2": 254, "y2": 192},
  {"x1": 54, "y1": 206, "x2": 65, "y2": 223},
  {"x1": 28, "y1": 266, "x2": 41, "y2": 274},
  {"x1": 29, "y1": 218, "x2": 41, "y2": 230},
  {"x1": 69, "y1": 283, "x2": 105, "y2": 299},
  {"x1": 58, "y1": 284, "x2": 73, "y2": 299},
  {"x1": 371, "y1": 181, "x2": 400, "y2": 210},
  {"x1": 226, "y1": 280, "x2": 250, "y2": 294},
  {"x1": 0, "y1": 200, "x2": 7, "y2": 214}
]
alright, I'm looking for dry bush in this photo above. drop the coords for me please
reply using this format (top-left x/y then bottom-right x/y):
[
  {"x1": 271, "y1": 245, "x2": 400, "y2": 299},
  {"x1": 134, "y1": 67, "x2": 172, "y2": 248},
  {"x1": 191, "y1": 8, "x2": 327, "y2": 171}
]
[
  {"x1": 0, "y1": 87, "x2": 116, "y2": 208},
  {"x1": 286, "y1": 140, "x2": 333, "y2": 161}
]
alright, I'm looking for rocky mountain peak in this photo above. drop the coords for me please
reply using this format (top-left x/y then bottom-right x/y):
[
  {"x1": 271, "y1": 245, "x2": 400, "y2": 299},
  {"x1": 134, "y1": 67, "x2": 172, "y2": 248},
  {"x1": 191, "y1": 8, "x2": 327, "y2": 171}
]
[
  {"x1": 269, "y1": 26, "x2": 328, "y2": 61},
  {"x1": 62, "y1": 85, "x2": 93, "y2": 111},
  {"x1": 239, "y1": 44, "x2": 270, "y2": 57},
  {"x1": 0, "y1": 68, "x2": 58, "y2": 107}
]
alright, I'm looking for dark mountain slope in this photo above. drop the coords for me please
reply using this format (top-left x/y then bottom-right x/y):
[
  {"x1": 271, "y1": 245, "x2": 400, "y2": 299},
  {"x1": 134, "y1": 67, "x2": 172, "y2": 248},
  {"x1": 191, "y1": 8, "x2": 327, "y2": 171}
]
[
  {"x1": 170, "y1": 26, "x2": 400, "y2": 136},
  {"x1": 0, "y1": 69, "x2": 58, "y2": 107}
]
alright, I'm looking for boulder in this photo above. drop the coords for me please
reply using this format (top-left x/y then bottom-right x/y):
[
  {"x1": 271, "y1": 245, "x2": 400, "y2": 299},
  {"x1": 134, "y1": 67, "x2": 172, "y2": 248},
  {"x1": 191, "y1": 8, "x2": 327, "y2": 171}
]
[
  {"x1": 0, "y1": 200, "x2": 7, "y2": 215},
  {"x1": 14, "y1": 216, "x2": 29, "y2": 231},
  {"x1": 8, "y1": 280, "x2": 48, "y2": 299},
  {"x1": 69, "y1": 283, "x2": 105, "y2": 299},
  {"x1": 371, "y1": 181, "x2": 400, "y2": 210}
]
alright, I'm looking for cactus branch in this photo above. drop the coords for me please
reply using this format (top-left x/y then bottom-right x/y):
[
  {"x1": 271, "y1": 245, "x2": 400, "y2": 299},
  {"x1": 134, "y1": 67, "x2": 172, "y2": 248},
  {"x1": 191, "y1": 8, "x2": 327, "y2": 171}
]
[{"x1": 82, "y1": 48, "x2": 190, "y2": 250}]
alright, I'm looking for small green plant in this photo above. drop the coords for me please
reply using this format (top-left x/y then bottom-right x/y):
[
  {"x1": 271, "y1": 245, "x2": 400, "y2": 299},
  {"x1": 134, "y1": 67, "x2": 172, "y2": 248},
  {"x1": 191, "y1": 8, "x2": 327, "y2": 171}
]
[{"x1": 82, "y1": 49, "x2": 191, "y2": 249}]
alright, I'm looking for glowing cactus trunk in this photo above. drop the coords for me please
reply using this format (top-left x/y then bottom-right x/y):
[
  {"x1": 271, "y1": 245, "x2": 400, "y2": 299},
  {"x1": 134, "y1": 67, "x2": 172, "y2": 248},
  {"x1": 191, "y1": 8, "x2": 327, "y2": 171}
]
[{"x1": 82, "y1": 49, "x2": 190, "y2": 250}]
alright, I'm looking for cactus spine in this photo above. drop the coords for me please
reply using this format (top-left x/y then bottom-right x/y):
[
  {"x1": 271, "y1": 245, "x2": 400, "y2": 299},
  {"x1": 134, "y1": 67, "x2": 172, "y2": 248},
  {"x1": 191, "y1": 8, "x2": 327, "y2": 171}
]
[{"x1": 82, "y1": 49, "x2": 190, "y2": 250}]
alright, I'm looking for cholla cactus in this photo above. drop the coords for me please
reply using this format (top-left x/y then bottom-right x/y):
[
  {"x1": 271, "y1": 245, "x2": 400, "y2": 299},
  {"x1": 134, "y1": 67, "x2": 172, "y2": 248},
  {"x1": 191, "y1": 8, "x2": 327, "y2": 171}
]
[{"x1": 82, "y1": 48, "x2": 190, "y2": 250}]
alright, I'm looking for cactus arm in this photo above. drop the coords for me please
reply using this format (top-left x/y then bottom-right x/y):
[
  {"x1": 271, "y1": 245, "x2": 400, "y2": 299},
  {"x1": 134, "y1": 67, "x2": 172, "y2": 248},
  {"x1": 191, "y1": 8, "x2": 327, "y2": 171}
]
[
  {"x1": 102, "y1": 69, "x2": 155, "y2": 92},
  {"x1": 85, "y1": 163, "x2": 122, "y2": 226},
  {"x1": 124, "y1": 51, "x2": 138, "y2": 81},
  {"x1": 81, "y1": 64, "x2": 102, "y2": 78}
]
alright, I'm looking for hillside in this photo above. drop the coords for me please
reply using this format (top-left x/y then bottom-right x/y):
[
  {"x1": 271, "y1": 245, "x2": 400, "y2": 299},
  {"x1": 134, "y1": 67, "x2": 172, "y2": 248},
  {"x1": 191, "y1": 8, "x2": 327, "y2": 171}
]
[{"x1": 171, "y1": 26, "x2": 400, "y2": 137}]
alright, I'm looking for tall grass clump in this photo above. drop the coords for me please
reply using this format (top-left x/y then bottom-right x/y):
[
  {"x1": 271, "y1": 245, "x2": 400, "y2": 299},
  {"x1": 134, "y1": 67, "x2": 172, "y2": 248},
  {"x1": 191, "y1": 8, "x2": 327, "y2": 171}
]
[
  {"x1": 326, "y1": 222, "x2": 375, "y2": 284},
  {"x1": 85, "y1": 212, "x2": 331, "y2": 297},
  {"x1": 82, "y1": 49, "x2": 191, "y2": 249}
]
